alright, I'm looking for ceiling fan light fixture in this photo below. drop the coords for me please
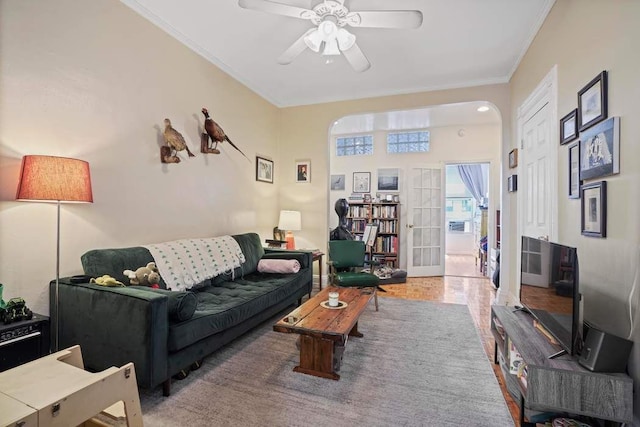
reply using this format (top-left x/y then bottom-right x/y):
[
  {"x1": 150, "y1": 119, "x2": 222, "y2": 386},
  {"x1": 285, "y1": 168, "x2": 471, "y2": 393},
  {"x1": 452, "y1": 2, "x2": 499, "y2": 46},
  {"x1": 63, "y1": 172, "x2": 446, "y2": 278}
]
[
  {"x1": 304, "y1": 29, "x2": 323, "y2": 52},
  {"x1": 323, "y1": 38, "x2": 340, "y2": 55},
  {"x1": 336, "y1": 28, "x2": 356, "y2": 51},
  {"x1": 319, "y1": 20, "x2": 338, "y2": 38}
]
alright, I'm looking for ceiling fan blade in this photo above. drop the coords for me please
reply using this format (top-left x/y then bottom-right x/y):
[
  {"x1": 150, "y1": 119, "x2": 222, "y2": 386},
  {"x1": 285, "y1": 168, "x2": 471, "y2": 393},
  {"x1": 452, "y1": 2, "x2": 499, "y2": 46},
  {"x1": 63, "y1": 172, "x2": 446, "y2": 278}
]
[
  {"x1": 344, "y1": 10, "x2": 423, "y2": 29},
  {"x1": 277, "y1": 29, "x2": 314, "y2": 65},
  {"x1": 238, "y1": 0, "x2": 316, "y2": 20},
  {"x1": 342, "y1": 42, "x2": 371, "y2": 73}
]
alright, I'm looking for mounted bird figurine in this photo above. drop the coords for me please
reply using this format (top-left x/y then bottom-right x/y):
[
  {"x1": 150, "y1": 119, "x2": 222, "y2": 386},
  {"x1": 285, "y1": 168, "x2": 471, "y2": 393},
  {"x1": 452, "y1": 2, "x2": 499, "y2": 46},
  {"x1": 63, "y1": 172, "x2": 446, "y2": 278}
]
[
  {"x1": 201, "y1": 108, "x2": 250, "y2": 161},
  {"x1": 161, "y1": 118, "x2": 195, "y2": 163}
]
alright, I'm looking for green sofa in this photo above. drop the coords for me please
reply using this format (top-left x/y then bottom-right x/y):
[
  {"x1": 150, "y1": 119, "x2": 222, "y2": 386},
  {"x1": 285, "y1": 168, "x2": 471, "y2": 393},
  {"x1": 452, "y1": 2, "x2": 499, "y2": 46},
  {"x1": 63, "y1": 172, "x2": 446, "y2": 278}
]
[{"x1": 51, "y1": 233, "x2": 312, "y2": 396}]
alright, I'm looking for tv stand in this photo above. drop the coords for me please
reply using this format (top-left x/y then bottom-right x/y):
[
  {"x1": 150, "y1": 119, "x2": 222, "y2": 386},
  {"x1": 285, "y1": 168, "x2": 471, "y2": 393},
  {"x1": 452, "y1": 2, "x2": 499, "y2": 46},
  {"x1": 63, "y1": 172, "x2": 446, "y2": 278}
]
[{"x1": 491, "y1": 305, "x2": 632, "y2": 425}]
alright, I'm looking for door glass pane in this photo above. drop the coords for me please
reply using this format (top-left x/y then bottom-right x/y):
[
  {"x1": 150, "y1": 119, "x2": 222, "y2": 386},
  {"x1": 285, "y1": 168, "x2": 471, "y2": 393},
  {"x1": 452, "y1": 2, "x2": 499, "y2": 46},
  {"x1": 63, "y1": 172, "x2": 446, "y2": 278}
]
[
  {"x1": 431, "y1": 209, "x2": 441, "y2": 226},
  {"x1": 422, "y1": 228, "x2": 431, "y2": 246},
  {"x1": 423, "y1": 189, "x2": 432, "y2": 206},
  {"x1": 413, "y1": 228, "x2": 422, "y2": 247},
  {"x1": 432, "y1": 170, "x2": 441, "y2": 188},
  {"x1": 422, "y1": 170, "x2": 431, "y2": 187},
  {"x1": 412, "y1": 189, "x2": 422, "y2": 206},
  {"x1": 413, "y1": 248, "x2": 422, "y2": 266},
  {"x1": 432, "y1": 189, "x2": 441, "y2": 206},
  {"x1": 431, "y1": 248, "x2": 441, "y2": 265},
  {"x1": 422, "y1": 248, "x2": 431, "y2": 266},
  {"x1": 413, "y1": 209, "x2": 423, "y2": 227},
  {"x1": 432, "y1": 228, "x2": 441, "y2": 246}
]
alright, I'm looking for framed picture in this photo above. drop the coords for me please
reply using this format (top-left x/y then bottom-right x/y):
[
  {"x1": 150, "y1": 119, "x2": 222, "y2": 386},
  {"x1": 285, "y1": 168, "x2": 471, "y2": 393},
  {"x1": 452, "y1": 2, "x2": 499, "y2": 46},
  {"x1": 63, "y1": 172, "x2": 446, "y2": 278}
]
[
  {"x1": 330, "y1": 174, "x2": 345, "y2": 191},
  {"x1": 393, "y1": 194, "x2": 400, "y2": 203},
  {"x1": 578, "y1": 70, "x2": 608, "y2": 131},
  {"x1": 507, "y1": 175, "x2": 517, "y2": 192},
  {"x1": 508, "y1": 149, "x2": 518, "y2": 168},
  {"x1": 568, "y1": 142, "x2": 581, "y2": 199},
  {"x1": 560, "y1": 109, "x2": 578, "y2": 145},
  {"x1": 363, "y1": 193, "x2": 371, "y2": 203},
  {"x1": 581, "y1": 181, "x2": 606, "y2": 238},
  {"x1": 353, "y1": 172, "x2": 371, "y2": 193},
  {"x1": 377, "y1": 168, "x2": 399, "y2": 191},
  {"x1": 256, "y1": 156, "x2": 273, "y2": 183},
  {"x1": 579, "y1": 116, "x2": 620, "y2": 181},
  {"x1": 295, "y1": 160, "x2": 310, "y2": 183}
]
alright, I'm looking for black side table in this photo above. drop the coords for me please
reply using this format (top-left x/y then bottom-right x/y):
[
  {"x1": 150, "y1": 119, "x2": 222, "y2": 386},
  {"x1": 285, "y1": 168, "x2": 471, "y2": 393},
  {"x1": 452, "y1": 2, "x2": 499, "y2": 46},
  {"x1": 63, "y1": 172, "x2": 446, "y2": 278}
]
[{"x1": 0, "y1": 313, "x2": 50, "y2": 371}]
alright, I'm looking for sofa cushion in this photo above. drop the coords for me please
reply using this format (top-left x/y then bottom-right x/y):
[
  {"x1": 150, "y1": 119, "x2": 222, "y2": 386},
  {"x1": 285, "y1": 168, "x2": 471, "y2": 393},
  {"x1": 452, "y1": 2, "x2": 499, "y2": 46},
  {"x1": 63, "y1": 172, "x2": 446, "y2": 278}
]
[
  {"x1": 166, "y1": 271, "x2": 305, "y2": 352},
  {"x1": 129, "y1": 287, "x2": 198, "y2": 322}
]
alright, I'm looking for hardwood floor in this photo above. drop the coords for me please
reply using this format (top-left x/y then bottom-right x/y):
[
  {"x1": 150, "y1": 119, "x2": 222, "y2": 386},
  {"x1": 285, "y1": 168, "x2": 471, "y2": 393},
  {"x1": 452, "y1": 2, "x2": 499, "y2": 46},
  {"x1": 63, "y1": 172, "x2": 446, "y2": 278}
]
[{"x1": 377, "y1": 261, "x2": 521, "y2": 426}]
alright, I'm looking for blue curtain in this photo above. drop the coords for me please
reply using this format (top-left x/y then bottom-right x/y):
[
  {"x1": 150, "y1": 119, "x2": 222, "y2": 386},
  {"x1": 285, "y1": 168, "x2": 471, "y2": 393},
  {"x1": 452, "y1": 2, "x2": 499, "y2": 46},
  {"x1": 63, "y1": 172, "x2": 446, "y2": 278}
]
[{"x1": 457, "y1": 164, "x2": 488, "y2": 207}]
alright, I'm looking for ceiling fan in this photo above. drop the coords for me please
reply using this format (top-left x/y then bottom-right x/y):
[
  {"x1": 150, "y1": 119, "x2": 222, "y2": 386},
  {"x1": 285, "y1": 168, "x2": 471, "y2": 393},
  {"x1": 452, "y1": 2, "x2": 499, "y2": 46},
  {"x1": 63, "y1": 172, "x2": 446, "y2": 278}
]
[{"x1": 238, "y1": 0, "x2": 423, "y2": 72}]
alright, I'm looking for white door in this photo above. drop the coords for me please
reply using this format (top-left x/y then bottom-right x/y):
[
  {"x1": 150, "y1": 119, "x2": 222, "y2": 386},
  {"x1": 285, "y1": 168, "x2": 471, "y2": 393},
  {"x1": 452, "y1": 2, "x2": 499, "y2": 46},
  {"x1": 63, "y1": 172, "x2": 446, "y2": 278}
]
[
  {"x1": 522, "y1": 101, "x2": 552, "y2": 240},
  {"x1": 520, "y1": 100, "x2": 554, "y2": 284},
  {"x1": 406, "y1": 166, "x2": 445, "y2": 276}
]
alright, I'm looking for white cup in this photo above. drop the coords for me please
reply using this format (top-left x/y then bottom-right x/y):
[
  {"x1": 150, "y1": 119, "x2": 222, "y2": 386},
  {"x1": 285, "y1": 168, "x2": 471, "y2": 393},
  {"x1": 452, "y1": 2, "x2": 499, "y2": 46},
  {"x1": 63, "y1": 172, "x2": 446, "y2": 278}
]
[{"x1": 328, "y1": 291, "x2": 339, "y2": 307}]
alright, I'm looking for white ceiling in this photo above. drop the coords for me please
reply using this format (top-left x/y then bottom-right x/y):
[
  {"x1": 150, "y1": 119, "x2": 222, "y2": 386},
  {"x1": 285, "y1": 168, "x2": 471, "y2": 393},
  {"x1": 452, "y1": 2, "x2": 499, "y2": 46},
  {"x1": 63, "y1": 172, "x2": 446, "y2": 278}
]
[{"x1": 121, "y1": 0, "x2": 555, "y2": 108}]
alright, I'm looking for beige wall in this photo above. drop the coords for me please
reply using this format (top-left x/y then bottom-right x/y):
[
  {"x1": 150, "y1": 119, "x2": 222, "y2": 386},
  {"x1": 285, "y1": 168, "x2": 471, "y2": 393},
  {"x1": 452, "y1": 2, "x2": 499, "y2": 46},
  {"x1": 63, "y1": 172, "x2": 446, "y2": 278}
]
[
  {"x1": 0, "y1": 0, "x2": 281, "y2": 314},
  {"x1": 279, "y1": 84, "x2": 511, "y2": 254},
  {"x1": 510, "y1": 0, "x2": 640, "y2": 420}
]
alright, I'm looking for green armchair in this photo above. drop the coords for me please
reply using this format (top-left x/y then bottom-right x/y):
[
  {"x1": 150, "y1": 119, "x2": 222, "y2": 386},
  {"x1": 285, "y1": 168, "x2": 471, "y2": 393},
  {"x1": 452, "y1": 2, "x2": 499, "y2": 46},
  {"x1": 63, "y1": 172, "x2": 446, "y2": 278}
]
[{"x1": 328, "y1": 240, "x2": 380, "y2": 311}]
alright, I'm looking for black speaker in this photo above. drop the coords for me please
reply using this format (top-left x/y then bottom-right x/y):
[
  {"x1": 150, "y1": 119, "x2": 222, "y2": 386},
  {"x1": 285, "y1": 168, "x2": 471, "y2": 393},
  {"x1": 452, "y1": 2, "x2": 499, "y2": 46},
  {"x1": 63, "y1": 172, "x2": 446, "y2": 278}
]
[{"x1": 578, "y1": 327, "x2": 633, "y2": 372}]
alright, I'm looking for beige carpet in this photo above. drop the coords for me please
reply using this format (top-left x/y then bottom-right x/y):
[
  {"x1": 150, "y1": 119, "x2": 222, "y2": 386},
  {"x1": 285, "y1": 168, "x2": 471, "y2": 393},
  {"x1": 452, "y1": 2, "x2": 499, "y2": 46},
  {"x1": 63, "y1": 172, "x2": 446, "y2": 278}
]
[{"x1": 139, "y1": 299, "x2": 512, "y2": 426}]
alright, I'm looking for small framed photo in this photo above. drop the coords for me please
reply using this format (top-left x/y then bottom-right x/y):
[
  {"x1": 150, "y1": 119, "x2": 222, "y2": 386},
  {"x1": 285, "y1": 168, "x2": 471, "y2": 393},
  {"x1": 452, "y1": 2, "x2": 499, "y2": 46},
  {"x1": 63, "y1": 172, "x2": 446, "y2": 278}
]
[
  {"x1": 363, "y1": 193, "x2": 372, "y2": 203},
  {"x1": 568, "y1": 142, "x2": 580, "y2": 199},
  {"x1": 353, "y1": 172, "x2": 371, "y2": 193},
  {"x1": 377, "y1": 168, "x2": 399, "y2": 191},
  {"x1": 578, "y1": 71, "x2": 608, "y2": 132},
  {"x1": 330, "y1": 174, "x2": 345, "y2": 191},
  {"x1": 393, "y1": 194, "x2": 400, "y2": 203},
  {"x1": 579, "y1": 116, "x2": 620, "y2": 181},
  {"x1": 256, "y1": 156, "x2": 273, "y2": 183},
  {"x1": 581, "y1": 181, "x2": 606, "y2": 238},
  {"x1": 560, "y1": 109, "x2": 578, "y2": 145},
  {"x1": 508, "y1": 149, "x2": 518, "y2": 168},
  {"x1": 296, "y1": 160, "x2": 310, "y2": 183},
  {"x1": 507, "y1": 175, "x2": 517, "y2": 192}
]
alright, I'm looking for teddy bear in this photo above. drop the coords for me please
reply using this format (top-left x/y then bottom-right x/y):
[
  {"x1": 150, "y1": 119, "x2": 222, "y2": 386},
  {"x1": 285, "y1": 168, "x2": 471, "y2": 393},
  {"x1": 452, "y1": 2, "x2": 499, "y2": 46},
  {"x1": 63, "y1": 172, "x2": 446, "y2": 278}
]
[{"x1": 123, "y1": 262, "x2": 160, "y2": 288}]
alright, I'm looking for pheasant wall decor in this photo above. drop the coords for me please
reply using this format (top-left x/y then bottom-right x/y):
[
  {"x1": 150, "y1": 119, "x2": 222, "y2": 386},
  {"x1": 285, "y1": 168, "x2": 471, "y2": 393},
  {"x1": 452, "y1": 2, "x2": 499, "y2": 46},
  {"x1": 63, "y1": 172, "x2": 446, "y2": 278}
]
[
  {"x1": 161, "y1": 118, "x2": 195, "y2": 164},
  {"x1": 201, "y1": 108, "x2": 250, "y2": 161}
]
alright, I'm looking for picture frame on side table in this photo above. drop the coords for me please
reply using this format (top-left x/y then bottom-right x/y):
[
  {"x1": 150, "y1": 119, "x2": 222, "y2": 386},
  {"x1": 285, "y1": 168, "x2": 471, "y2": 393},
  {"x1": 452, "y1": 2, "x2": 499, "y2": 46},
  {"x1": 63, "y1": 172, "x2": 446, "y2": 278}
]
[
  {"x1": 578, "y1": 70, "x2": 608, "y2": 131},
  {"x1": 579, "y1": 116, "x2": 620, "y2": 181},
  {"x1": 353, "y1": 172, "x2": 371, "y2": 193},
  {"x1": 568, "y1": 142, "x2": 581, "y2": 199},
  {"x1": 581, "y1": 181, "x2": 606, "y2": 238},
  {"x1": 560, "y1": 109, "x2": 578, "y2": 145},
  {"x1": 256, "y1": 156, "x2": 273, "y2": 183},
  {"x1": 330, "y1": 174, "x2": 345, "y2": 191},
  {"x1": 508, "y1": 149, "x2": 518, "y2": 168},
  {"x1": 296, "y1": 160, "x2": 310, "y2": 183}
]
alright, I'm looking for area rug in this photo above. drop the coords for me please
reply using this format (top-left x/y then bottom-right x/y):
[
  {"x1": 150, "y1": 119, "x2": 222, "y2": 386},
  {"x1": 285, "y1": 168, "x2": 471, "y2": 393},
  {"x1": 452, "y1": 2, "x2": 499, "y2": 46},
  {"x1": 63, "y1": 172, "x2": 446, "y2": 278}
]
[{"x1": 139, "y1": 299, "x2": 512, "y2": 426}]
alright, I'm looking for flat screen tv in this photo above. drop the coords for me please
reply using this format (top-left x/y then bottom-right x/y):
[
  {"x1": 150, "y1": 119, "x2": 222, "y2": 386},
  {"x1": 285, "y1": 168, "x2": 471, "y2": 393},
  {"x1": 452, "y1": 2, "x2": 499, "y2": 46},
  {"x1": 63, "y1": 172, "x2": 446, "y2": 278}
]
[{"x1": 520, "y1": 236, "x2": 582, "y2": 358}]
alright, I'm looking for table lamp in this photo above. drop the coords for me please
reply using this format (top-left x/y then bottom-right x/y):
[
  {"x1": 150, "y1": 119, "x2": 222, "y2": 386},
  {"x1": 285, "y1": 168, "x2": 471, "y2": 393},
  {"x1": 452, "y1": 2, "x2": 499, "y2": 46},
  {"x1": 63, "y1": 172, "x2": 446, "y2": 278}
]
[
  {"x1": 278, "y1": 210, "x2": 301, "y2": 250},
  {"x1": 16, "y1": 155, "x2": 93, "y2": 351}
]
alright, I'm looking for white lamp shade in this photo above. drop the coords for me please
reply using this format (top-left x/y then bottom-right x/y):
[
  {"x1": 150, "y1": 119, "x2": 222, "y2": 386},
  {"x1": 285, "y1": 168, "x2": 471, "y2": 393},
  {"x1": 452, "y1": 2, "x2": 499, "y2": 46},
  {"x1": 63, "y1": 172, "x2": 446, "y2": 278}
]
[
  {"x1": 304, "y1": 29, "x2": 323, "y2": 52},
  {"x1": 337, "y1": 28, "x2": 356, "y2": 51},
  {"x1": 323, "y1": 38, "x2": 340, "y2": 55},
  {"x1": 278, "y1": 210, "x2": 302, "y2": 231}
]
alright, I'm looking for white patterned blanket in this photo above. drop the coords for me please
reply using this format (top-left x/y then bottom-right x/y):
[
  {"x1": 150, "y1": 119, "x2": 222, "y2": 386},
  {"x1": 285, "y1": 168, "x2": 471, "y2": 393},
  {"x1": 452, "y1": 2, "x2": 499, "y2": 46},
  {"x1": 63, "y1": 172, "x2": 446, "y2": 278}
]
[{"x1": 144, "y1": 236, "x2": 245, "y2": 291}]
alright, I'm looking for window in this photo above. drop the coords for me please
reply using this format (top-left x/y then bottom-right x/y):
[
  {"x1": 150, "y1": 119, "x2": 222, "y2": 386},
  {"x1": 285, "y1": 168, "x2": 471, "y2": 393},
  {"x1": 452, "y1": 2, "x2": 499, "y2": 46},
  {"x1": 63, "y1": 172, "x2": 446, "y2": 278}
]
[
  {"x1": 387, "y1": 131, "x2": 430, "y2": 153},
  {"x1": 336, "y1": 135, "x2": 373, "y2": 156}
]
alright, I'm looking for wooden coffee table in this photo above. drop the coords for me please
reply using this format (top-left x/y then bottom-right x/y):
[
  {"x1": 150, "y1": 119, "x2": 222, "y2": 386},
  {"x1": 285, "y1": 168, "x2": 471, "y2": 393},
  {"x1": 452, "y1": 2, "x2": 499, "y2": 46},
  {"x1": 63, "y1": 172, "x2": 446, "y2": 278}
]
[{"x1": 273, "y1": 286, "x2": 375, "y2": 380}]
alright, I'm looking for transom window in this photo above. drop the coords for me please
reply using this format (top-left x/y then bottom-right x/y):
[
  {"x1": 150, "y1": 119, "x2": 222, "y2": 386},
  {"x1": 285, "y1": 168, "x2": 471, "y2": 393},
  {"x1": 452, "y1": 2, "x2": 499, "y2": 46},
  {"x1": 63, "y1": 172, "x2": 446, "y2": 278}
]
[
  {"x1": 336, "y1": 135, "x2": 373, "y2": 156},
  {"x1": 387, "y1": 131, "x2": 430, "y2": 153}
]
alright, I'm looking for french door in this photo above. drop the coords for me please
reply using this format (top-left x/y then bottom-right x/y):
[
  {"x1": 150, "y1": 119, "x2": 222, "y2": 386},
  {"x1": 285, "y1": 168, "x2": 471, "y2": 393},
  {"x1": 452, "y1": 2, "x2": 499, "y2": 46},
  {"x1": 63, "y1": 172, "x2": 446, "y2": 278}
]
[{"x1": 406, "y1": 166, "x2": 445, "y2": 276}]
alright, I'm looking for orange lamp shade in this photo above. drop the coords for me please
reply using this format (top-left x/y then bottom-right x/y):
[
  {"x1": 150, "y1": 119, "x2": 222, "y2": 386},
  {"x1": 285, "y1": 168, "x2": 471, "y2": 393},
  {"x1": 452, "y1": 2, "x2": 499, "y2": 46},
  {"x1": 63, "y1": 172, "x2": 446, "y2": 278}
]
[{"x1": 16, "y1": 155, "x2": 93, "y2": 203}]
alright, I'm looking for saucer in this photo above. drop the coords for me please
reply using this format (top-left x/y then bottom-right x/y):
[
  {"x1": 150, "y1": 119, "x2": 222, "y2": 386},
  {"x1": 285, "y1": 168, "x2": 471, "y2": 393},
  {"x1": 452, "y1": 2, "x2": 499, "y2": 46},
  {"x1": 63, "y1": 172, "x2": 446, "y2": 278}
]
[{"x1": 320, "y1": 300, "x2": 348, "y2": 310}]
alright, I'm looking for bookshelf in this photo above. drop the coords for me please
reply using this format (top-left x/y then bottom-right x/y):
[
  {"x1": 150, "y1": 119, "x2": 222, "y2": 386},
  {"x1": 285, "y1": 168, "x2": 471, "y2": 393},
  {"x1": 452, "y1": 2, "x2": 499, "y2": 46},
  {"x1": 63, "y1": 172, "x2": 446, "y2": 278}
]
[{"x1": 346, "y1": 201, "x2": 400, "y2": 268}]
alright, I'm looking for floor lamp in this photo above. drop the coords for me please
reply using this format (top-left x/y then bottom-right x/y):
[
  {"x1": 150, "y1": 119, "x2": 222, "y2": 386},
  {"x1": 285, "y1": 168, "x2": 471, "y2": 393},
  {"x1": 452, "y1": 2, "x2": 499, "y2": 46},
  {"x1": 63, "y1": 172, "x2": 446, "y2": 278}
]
[{"x1": 16, "y1": 155, "x2": 93, "y2": 352}]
